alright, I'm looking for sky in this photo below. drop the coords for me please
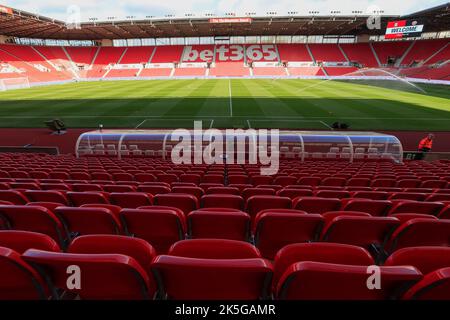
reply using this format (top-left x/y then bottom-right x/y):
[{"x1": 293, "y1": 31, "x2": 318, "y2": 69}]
[{"x1": 3, "y1": 0, "x2": 448, "y2": 22}]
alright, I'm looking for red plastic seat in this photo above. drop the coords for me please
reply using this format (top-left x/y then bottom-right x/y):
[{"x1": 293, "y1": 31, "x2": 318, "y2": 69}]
[
  {"x1": 228, "y1": 175, "x2": 249, "y2": 185},
  {"x1": 389, "y1": 192, "x2": 427, "y2": 201},
  {"x1": 389, "y1": 213, "x2": 437, "y2": 224},
  {"x1": 201, "y1": 194, "x2": 244, "y2": 210},
  {"x1": 9, "y1": 182, "x2": 40, "y2": 190},
  {"x1": 438, "y1": 205, "x2": 450, "y2": 219},
  {"x1": 68, "y1": 234, "x2": 156, "y2": 279},
  {"x1": 321, "y1": 211, "x2": 371, "y2": 228},
  {"x1": 372, "y1": 179, "x2": 396, "y2": 188},
  {"x1": 241, "y1": 187, "x2": 275, "y2": 200},
  {"x1": 274, "y1": 176, "x2": 298, "y2": 187},
  {"x1": 0, "y1": 205, "x2": 67, "y2": 248},
  {"x1": 347, "y1": 178, "x2": 371, "y2": 187},
  {"x1": 135, "y1": 173, "x2": 157, "y2": 183},
  {"x1": 351, "y1": 191, "x2": 389, "y2": 200},
  {"x1": 168, "y1": 239, "x2": 260, "y2": 259},
  {"x1": 0, "y1": 230, "x2": 60, "y2": 253},
  {"x1": 121, "y1": 208, "x2": 186, "y2": 254},
  {"x1": 422, "y1": 180, "x2": 448, "y2": 188},
  {"x1": 321, "y1": 177, "x2": 346, "y2": 187},
  {"x1": 179, "y1": 174, "x2": 201, "y2": 184},
  {"x1": 154, "y1": 193, "x2": 198, "y2": 215},
  {"x1": 297, "y1": 177, "x2": 321, "y2": 187},
  {"x1": 112, "y1": 172, "x2": 134, "y2": 182},
  {"x1": 55, "y1": 207, "x2": 123, "y2": 237},
  {"x1": 385, "y1": 246, "x2": 450, "y2": 275},
  {"x1": 321, "y1": 216, "x2": 400, "y2": 252},
  {"x1": 0, "y1": 247, "x2": 49, "y2": 300},
  {"x1": 426, "y1": 193, "x2": 450, "y2": 202},
  {"x1": 103, "y1": 185, "x2": 136, "y2": 193},
  {"x1": 171, "y1": 186, "x2": 204, "y2": 200},
  {"x1": 138, "y1": 184, "x2": 171, "y2": 195},
  {"x1": 388, "y1": 201, "x2": 444, "y2": 215},
  {"x1": 23, "y1": 249, "x2": 154, "y2": 300},
  {"x1": 251, "y1": 175, "x2": 273, "y2": 186},
  {"x1": 276, "y1": 261, "x2": 421, "y2": 300},
  {"x1": 71, "y1": 184, "x2": 103, "y2": 192},
  {"x1": 276, "y1": 188, "x2": 313, "y2": 199},
  {"x1": 315, "y1": 190, "x2": 350, "y2": 199},
  {"x1": 206, "y1": 186, "x2": 240, "y2": 195},
  {"x1": 246, "y1": 195, "x2": 292, "y2": 221},
  {"x1": 0, "y1": 190, "x2": 29, "y2": 205},
  {"x1": 67, "y1": 191, "x2": 110, "y2": 206},
  {"x1": 253, "y1": 211, "x2": 323, "y2": 259},
  {"x1": 109, "y1": 192, "x2": 153, "y2": 209},
  {"x1": 397, "y1": 179, "x2": 422, "y2": 188},
  {"x1": 342, "y1": 199, "x2": 392, "y2": 216},
  {"x1": 402, "y1": 267, "x2": 450, "y2": 300},
  {"x1": 293, "y1": 197, "x2": 341, "y2": 214},
  {"x1": 272, "y1": 243, "x2": 374, "y2": 291},
  {"x1": 187, "y1": 210, "x2": 250, "y2": 241},
  {"x1": 24, "y1": 190, "x2": 69, "y2": 205},
  {"x1": 151, "y1": 255, "x2": 273, "y2": 300},
  {"x1": 40, "y1": 183, "x2": 72, "y2": 191},
  {"x1": 386, "y1": 219, "x2": 450, "y2": 253}
]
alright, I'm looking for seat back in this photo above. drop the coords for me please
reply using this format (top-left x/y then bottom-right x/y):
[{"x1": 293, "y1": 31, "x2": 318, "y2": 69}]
[
  {"x1": 0, "y1": 230, "x2": 60, "y2": 253},
  {"x1": 402, "y1": 267, "x2": 450, "y2": 300},
  {"x1": 187, "y1": 210, "x2": 250, "y2": 241},
  {"x1": 151, "y1": 255, "x2": 273, "y2": 300},
  {"x1": 0, "y1": 247, "x2": 49, "y2": 300},
  {"x1": 154, "y1": 193, "x2": 198, "y2": 215},
  {"x1": 23, "y1": 249, "x2": 152, "y2": 300},
  {"x1": 168, "y1": 239, "x2": 260, "y2": 259},
  {"x1": 276, "y1": 261, "x2": 421, "y2": 300},
  {"x1": 121, "y1": 208, "x2": 185, "y2": 254},
  {"x1": 254, "y1": 212, "x2": 323, "y2": 259},
  {"x1": 110, "y1": 192, "x2": 152, "y2": 209},
  {"x1": 293, "y1": 197, "x2": 341, "y2": 214},
  {"x1": 201, "y1": 194, "x2": 244, "y2": 210}
]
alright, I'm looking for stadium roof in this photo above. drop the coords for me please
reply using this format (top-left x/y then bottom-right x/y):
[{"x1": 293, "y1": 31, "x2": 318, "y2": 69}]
[{"x1": 0, "y1": 3, "x2": 448, "y2": 40}]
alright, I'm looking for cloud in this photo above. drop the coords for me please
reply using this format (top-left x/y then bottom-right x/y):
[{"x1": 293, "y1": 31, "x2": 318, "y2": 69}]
[{"x1": 4, "y1": 0, "x2": 447, "y2": 21}]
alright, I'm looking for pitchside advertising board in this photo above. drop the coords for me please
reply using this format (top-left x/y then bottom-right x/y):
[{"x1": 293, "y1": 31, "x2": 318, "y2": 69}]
[{"x1": 385, "y1": 20, "x2": 424, "y2": 39}]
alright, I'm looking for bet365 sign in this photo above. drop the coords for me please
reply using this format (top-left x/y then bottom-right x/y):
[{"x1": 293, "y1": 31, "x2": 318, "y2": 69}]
[{"x1": 182, "y1": 45, "x2": 278, "y2": 62}]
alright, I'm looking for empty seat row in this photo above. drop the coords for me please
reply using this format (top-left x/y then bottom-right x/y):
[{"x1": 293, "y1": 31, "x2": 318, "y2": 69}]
[{"x1": 1, "y1": 233, "x2": 449, "y2": 300}]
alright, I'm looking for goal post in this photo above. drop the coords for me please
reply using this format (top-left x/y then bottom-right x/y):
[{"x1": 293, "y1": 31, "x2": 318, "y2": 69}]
[{"x1": 0, "y1": 77, "x2": 30, "y2": 91}]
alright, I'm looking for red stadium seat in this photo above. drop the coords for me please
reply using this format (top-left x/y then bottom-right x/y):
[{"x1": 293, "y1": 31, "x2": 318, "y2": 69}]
[
  {"x1": 201, "y1": 194, "x2": 244, "y2": 210},
  {"x1": 253, "y1": 211, "x2": 323, "y2": 259},
  {"x1": 171, "y1": 186, "x2": 204, "y2": 200},
  {"x1": 110, "y1": 192, "x2": 153, "y2": 208},
  {"x1": 24, "y1": 190, "x2": 69, "y2": 205},
  {"x1": 0, "y1": 230, "x2": 60, "y2": 253},
  {"x1": 121, "y1": 208, "x2": 186, "y2": 254},
  {"x1": 386, "y1": 219, "x2": 450, "y2": 253},
  {"x1": 187, "y1": 209, "x2": 250, "y2": 241},
  {"x1": 67, "y1": 191, "x2": 109, "y2": 206},
  {"x1": 276, "y1": 262, "x2": 421, "y2": 300},
  {"x1": 206, "y1": 186, "x2": 240, "y2": 195},
  {"x1": 342, "y1": 199, "x2": 392, "y2": 216},
  {"x1": 321, "y1": 216, "x2": 400, "y2": 254},
  {"x1": 0, "y1": 247, "x2": 49, "y2": 300},
  {"x1": 351, "y1": 191, "x2": 389, "y2": 200},
  {"x1": 23, "y1": 249, "x2": 154, "y2": 300},
  {"x1": 0, "y1": 190, "x2": 29, "y2": 205},
  {"x1": 71, "y1": 184, "x2": 103, "y2": 192},
  {"x1": 388, "y1": 192, "x2": 427, "y2": 201},
  {"x1": 315, "y1": 190, "x2": 350, "y2": 199},
  {"x1": 138, "y1": 184, "x2": 171, "y2": 195},
  {"x1": 0, "y1": 205, "x2": 67, "y2": 248},
  {"x1": 272, "y1": 243, "x2": 374, "y2": 291},
  {"x1": 385, "y1": 246, "x2": 450, "y2": 275},
  {"x1": 68, "y1": 234, "x2": 156, "y2": 274},
  {"x1": 168, "y1": 239, "x2": 260, "y2": 259},
  {"x1": 402, "y1": 268, "x2": 450, "y2": 300},
  {"x1": 246, "y1": 195, "x2": 292, "y2": 220},
  {"x1": 293, "y1": 197, "x2": 341, "y2": 214},
  {"x1": 242, "y1": 187, "x2": 275, "y2": 200},
  {"x1": 276, "y1": 188, "x2": 313, "y2": 199},
  {"x1": 151, "y1": 255, "x2": 273, "y2": 299},
  {"x1": 388, "y1": 201, "x2": 444, "y2": 215},
  {"x1": 154, "y1": 193, "x2": 198, "y2": 215},
  {"x1": 55, "y1": 206, "x2": 123, "y2": 236}
]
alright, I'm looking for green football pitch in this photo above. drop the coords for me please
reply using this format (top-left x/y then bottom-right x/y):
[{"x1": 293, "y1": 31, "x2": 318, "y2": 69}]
[{"x1": 0, "y1": 78, "x2": 448, "y2": 130}]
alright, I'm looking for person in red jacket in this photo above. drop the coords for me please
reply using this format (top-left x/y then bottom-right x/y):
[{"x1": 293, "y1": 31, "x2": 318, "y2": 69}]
[{"x1": 417, "y1": 134, "x2": 434, "y2": 159}]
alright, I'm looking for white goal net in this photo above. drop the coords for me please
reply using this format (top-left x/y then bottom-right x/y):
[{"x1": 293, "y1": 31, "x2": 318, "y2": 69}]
[{"x1": 0, "y1": 77, "x2": 30, "y2": 91}]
